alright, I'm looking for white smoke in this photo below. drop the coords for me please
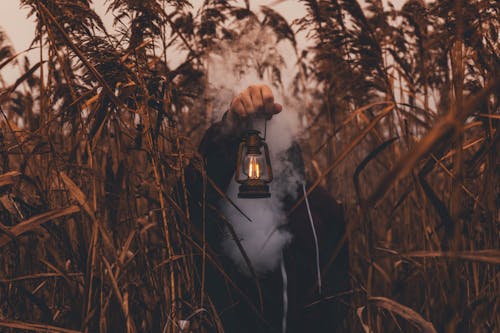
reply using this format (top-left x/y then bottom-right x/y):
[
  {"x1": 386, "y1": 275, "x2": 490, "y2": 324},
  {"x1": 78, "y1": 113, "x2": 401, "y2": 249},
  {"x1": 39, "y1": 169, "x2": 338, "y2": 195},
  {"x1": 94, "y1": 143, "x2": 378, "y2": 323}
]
[{"x1": 205, "y1": 23, "x2": 305, "y2": 276}]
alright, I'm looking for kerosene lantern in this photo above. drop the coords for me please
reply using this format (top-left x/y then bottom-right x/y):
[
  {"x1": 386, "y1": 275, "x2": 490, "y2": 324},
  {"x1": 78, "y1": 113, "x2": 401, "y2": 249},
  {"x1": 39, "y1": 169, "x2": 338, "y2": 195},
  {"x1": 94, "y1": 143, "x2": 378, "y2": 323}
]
[{"x1": 235, "y1": 129, "x2": 273, "y2": 198}]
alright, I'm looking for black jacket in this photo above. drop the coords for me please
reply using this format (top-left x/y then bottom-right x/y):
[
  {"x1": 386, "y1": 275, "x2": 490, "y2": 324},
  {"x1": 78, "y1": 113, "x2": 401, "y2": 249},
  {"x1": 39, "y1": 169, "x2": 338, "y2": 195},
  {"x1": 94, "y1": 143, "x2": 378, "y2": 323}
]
[{"x1": 184, "y1": 116, "x2": 349, "y2": 332}]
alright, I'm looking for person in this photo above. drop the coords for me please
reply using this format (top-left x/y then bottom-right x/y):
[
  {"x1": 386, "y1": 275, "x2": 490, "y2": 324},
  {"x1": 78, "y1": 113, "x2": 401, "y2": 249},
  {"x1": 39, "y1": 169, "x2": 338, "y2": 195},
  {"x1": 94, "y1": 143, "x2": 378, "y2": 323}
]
[{"x1": 184, "y1": 85, "x2": 349, "y2": 332}]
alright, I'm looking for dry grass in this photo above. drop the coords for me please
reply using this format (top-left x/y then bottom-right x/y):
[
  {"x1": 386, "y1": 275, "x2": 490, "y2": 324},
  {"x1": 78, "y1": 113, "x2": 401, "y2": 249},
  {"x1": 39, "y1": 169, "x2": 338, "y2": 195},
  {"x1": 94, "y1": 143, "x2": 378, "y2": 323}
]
[{"x1": 0, "y1": 0, "x2": 498, "y2": 332}]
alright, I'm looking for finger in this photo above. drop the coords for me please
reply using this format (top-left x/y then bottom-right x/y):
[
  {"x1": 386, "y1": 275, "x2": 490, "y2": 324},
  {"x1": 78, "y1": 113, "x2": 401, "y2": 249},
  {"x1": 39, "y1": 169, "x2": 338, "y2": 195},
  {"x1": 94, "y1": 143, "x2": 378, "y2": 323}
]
[
  {"x1": 230, "y1": 97, "x2": 246, "y2": 118},
  {"x1": 249, "y1": 85, "x2": 264, "y2": 113},
  {"x1": 240, "y1": 93, "x2": 253, "y2": 116},
  {"x1": 261, "y1": 85, "x2": 275, "y2": 116}
]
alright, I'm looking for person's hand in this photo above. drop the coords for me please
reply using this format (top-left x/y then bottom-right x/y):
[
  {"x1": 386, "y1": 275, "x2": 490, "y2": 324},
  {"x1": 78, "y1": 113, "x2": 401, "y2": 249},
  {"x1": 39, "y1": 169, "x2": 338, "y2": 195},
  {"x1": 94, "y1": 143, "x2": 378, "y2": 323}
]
[
  {"x1": 230, "y1": 84, "x2": 282, "y2": 119},
  {"x1": 223, "y1": 85, "x2": 282, "y2": 132}
]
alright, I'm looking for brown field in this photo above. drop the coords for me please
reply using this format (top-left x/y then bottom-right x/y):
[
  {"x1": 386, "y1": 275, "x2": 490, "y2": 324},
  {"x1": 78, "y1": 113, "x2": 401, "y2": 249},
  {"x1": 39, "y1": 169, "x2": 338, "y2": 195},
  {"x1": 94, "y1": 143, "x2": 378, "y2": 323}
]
[{"x1": 0, "y1": 1, "x2": 498, "y2": 332}]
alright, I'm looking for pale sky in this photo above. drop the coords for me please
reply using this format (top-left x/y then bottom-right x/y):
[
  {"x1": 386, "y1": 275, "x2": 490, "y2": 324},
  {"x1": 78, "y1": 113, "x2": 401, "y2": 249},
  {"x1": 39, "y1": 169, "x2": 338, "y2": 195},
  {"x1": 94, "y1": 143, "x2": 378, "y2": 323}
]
[
  {"x1": 0, "y1": 0, "x2": 404, "y2": 84},
  {"x1": 0, "y1": 1, "x2": 309, "y2": 83},
  {"x1": 0, "y1": 1, "x2": 309, "y2": 50}
]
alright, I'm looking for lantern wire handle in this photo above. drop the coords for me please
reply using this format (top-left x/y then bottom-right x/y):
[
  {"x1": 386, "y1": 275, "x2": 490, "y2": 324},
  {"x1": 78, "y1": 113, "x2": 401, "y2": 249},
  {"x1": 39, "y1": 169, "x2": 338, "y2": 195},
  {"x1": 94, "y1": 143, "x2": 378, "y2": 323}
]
[{"x1": 263, "y1": 119, "x2": 267, "y2": 140}]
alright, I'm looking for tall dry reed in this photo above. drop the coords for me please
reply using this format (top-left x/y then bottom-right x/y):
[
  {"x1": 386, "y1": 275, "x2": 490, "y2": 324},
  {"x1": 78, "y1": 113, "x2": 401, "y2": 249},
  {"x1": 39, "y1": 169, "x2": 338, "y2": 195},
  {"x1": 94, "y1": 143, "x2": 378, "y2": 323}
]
[{"x1": 0, "y1": 0, "x2": 498, "y2": 332}]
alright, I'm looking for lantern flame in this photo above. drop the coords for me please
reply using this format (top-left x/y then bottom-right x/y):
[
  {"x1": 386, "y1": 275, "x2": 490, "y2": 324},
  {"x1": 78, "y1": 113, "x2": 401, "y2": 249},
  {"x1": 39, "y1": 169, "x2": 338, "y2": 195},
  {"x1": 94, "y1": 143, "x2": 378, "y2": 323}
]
[{"x1": 248, "y1": 156, "x2": 260, "y2": 179}]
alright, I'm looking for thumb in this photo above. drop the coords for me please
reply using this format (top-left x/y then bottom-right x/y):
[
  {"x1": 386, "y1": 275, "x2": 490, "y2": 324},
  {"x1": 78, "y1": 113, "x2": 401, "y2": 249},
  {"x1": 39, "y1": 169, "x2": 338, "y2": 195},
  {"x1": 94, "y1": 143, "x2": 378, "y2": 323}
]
[
  {"x1": 265, "y1": 103, "x2": 283, "y2": 120},
  {"x1": 266, "y1": 103, "x2": 282, "y2": 120},
  {"x1": 273, "y1": 103, "x2": 283, "y2": 114},
  {"x1": 265, "y1": 103, "x2": 282, "y2": 120}
]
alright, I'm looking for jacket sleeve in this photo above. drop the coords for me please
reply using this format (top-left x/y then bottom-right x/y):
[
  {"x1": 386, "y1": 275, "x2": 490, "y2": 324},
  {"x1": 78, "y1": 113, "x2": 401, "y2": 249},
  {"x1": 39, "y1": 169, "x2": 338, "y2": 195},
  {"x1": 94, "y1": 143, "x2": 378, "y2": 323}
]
[
  {"x1": 184, "y1": 112, "x2": 244, "y2": 204},
  {"x1": 181, "y1": 111, "x2": 245, "y2": 250}
]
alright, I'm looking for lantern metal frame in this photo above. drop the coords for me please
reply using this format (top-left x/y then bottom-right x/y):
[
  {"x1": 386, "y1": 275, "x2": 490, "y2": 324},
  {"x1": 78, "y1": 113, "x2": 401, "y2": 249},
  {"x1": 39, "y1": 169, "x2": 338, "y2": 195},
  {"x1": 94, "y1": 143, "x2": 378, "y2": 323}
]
[{"x1": 235, "y1": 129, "x2": 273, "y2": 198}]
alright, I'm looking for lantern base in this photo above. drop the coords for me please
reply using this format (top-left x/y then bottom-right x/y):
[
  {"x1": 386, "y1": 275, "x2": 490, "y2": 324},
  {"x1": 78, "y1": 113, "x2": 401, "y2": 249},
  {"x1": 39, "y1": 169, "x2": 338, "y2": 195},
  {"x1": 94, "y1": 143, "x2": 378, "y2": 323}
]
[{"x1": 237, "y1": 180, "x2": 271, "y2": 198}]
